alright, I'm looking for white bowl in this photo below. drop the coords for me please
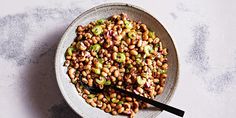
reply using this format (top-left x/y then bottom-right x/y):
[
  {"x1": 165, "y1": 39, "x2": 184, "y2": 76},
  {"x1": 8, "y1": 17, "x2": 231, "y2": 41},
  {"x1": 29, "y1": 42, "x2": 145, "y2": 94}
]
[{"x1": 55, "y1": 3, "x2": 179, "y2": 118}]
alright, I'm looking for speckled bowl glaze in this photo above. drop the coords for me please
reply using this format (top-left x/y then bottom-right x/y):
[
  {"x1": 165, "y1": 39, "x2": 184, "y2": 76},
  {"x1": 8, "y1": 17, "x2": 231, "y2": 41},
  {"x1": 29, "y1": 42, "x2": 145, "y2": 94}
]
[{"x1": 55, "y1": 3, "x2": 179, "y2": 118}]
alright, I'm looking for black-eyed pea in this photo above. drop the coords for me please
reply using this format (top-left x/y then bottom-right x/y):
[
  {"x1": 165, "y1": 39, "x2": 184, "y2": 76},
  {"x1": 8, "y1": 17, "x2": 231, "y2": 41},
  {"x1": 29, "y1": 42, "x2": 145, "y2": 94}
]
[
  {"x1": 97, "y1": 101, "x2": 103, "y2": 107},
  {"x1": 140, "y1": 102, "x2": 148, "y2": 109},
  {"x1": 85, "y1": 33, "x2": 92, "y2": 39},
  {"x1": 162, "y1": 48, "x2": 168, "y2": 55},
  {"x1": 143, "y1": 66, "x2": 148, "y2": 71},
  {"x1": 161, "y1": 74, "x2": 167, "y2": 78},
  {"x1": 102, "y1": 67, "x2": 109, "y2": 73},
  {"x1": 90, "y1": 101, "x2": 97, "y2": 107},
  {"x1": 112, "y1": 110, "x2": 118, "y2": 115},
  {"x1": 77, "y1": 25, "x2": 84, "y2": 32},
  {"x1": 82, "y1": 77, "x2": 88, "y2": 84},
  {"x1": 149, "y1": 89, "x2": 155, "y2": 98},
  {"x1": 102, "y1": 98, "x2": 108, "y2": 103},
  {"x1": 137, "y1": 87, "x2": 144, "y2": 94},
  {"x1": 142, "y1": 33, "x2": 148, "y2": 41},
  {"x1": 101, "y1": 103, "x2": 107, "y2": 110},
  {"x1": 110, "y1": 66, "x2": 117, "y2": 73},
  {"x1": 112, "y1": 52, "x2": 117, "y2": 60},
  {"x1": 157, "y1": 60, "x2": 162, "y2": 66},
  {"x1": 83, "y1": 89, "x2": 90, "y2": 95},
  {"x1": 137, "y1": 39, "x2": 142, "y2": 47},
  {"x1": 153, "y1": 37, "x2": 160, "y2": 44},
  {"x1": 148, "y1": 38, "x2": 153, "y2": 43},
  {"x1": 147, "y1": 59, "x2": 152, "y2": 65},
  {"x1": 110, "y1": 93, "x2": 117, "y2": 98},
  {"x1": 117, "y1": 94, "x2": 121, "y2": 100},
  {"x1": 101, "y1": 71, "x2": 108, "y2": 77},
  {"x1": 155, "y1": 85, "x2": 160, "y2": 91},
  {"x1": 111, "y1": 76, "x2": 116, "y2": 82},
  {"x1": 162, "y1": 63, "x2": 168, "y2": 70},
  {"x1": 159, "y1": 42, "x2": 163, "y2": 51},
  {"x1": 76, "y1": 83, "x2": 82, "y2": 93},
  {"x1": 111, "y1": 103, "x2": 117, "y2": 108},
  {"x1": 107, "y1": 104, "x2": 112, "y2": 111},
  {"x1": 125, "y1": 97, "x2": 132, "y2": 102},
  {"x1": 118, "y1": 46, "x2": 124, "y2": 52},
  {"x1": 91, "y1": 51, "x2": 97, "y2": 56},
  {"x1": 118, "y1": 81, "x2": 123, "y2": 86},
  {"x1": 88, "y1": 79, "x2": 93, "y2": 87},
  {"x1": 79, "y1": 42, "x2": 87, "y2": 51},
  {"x1": 123, "y1": 102, "x2": 131, "y2": 109},
  {"x1": 98, "y1": 94, "x2": 104, "y2": 100},
  {"x1": 86, "y1": 98, "x2": 93, "y2": 103},
  {"x1": 117, "y1": 20, "x2": 124, "y2": 25},
  {"x1": 82, "y1": 71, "x2": 87, "y2": 76},
  {"x1": 121, "y1": 31, "x2": 126, "y2": 37},
  {"x1": 119, "y1": 68, "x2": 125, "y2": 73},
  {"x1": 129, "y1": 45, "x2": 135, "y2": 49},
  {"x1": 64, "y1": 60, "x2": 70, "y2": 67},
  {"x1": 113, "y1": 46, "x2": 118, "y2": 52},
  {"x1": 130, "y1": 111, "x2": 136, "y2": 118},
  {"x1": 131, "y1": 39, "x2": 138, "y2": 45},
  {"x1": 105, "y1": 108, "x2": 110, "y2": 113},
  {"x1": 116, "y1": 104, "x2": 122, "y2": 109},
  {"x1": 126, "y1": 78, "x2": 132, "y2": 84},
  {"x1": 71, "y1": 56, "x2": 77, "y2": 61},
  {"x1": 82, "y1": 94, "x2": 88, "y2": 99},
  {"x1": 160, "y1": 56, "x2": 165, "y2": 62},
  {"x1": 140, "y1": 24, "x2": 147, "y2": 30},
  {"x1": 133, "y1": 101, "x2": 139, "y2": 108},
  {"x1": 68, "y1": 68, "x2": 76, "y2": 79},
  {"x1": 123, "y1": 109, "x2": 131, "y2": 115},
  {"x1": 74, "y1": 63, "x2": 79, "y2": 69},
  {"x1": 153, "y1": 79, "x2": 160, "y2": 84},
  {"x1": 66, "y1": 55, "x2": 72, "y2": 60},
  {"x1": 118, "y1": 76, "x2": 123, "y2": 81},
  {"x1": 118, "y1": 107, "x2": 125, "y2": 113},
  {"x1": 158, "y1": 87, "x2": 164, "y2": 94},
  {"x1": 130, "y1": 50, "x2": 138, "y2": 55},
  {"x1": 161, "y1": 79, "x2": 166, "y2": 86},
  {"x1": 134, "y1": 108, "x2": 139, "y2": 113},
  {"x1": 92, "y1": 37, "x2": 98, "y2": 44},
  {"x1": 114, "y1": 70, "x2": 120, "y2": 77},
  {"x1": 125, "y1": 38, "x2": 131, "y2": 45}
]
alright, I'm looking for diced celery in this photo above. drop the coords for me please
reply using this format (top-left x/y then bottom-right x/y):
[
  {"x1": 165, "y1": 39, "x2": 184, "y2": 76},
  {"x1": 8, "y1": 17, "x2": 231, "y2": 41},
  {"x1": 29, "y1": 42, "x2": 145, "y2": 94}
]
[
  {"x1": 67, "y1": 47, "x2": 74, "y2": 56},
  {"x1": 137, "y1": 76, "x2": 146, "y2": 85},
  {"x1": 92, "y1": 25, "x2": 103, "y2": 35},
  {"x1": 148, "y1": 31, "x2": 156, "y2": 39},
  {"x1": 124, "y1": 20, "x2": 133, "y2": 29},
  {"x1": 115, "y1": 53, "x2": 126, "y2": 63},
  {"x1": 96, "y1": 77, "x2": 106, "y2": 85},
  {"x1": 90, "y1": 44, "x2": 101, "y2": 52},
  {"x1": 93, "y1": 68, "x2": 101, "y2": 74},
  {"x1": 104, "y1": 80, "x2": 111, "y2": 85}
]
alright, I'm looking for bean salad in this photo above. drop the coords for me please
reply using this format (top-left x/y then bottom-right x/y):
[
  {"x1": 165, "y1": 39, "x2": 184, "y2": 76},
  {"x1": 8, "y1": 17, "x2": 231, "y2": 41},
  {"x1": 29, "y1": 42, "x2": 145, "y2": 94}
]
[{"x1": 64, "y1": 13, "x2": 168, "y2": 118}]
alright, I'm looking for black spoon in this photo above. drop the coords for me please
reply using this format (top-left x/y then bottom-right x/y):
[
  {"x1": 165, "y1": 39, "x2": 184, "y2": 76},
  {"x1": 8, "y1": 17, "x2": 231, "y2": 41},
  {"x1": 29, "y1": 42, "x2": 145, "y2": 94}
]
[{"x1": 79, "y1": 75, "x2": 185, "y2": 117}]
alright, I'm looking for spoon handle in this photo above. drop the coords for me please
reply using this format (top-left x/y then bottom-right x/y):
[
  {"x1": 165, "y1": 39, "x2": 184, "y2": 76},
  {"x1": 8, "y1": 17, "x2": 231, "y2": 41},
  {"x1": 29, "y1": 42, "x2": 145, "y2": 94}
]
[{"x1": 113, "y1": 86, "x2": 185, "y2": 117}]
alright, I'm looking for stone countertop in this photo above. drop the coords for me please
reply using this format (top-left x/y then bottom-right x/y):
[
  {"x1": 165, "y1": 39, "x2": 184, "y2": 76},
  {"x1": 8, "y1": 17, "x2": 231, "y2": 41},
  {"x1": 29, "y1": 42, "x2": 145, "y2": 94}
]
[{"x1": 0, "y1": 0, "x2": 235, "y2": 118}]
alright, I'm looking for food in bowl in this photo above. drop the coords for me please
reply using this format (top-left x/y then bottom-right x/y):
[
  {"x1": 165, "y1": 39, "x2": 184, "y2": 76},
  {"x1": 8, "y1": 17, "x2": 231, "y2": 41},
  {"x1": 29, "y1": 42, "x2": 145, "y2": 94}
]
[{"x1": 63, "y1": 13, "x2": 168, "y2": 118}]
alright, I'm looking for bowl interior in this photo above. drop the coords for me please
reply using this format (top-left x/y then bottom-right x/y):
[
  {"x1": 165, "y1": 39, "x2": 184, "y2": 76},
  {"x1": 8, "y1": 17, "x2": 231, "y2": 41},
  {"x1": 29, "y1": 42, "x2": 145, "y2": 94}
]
[{"x1": 55, "y1": 3, "x2": 178, "y2": 118}]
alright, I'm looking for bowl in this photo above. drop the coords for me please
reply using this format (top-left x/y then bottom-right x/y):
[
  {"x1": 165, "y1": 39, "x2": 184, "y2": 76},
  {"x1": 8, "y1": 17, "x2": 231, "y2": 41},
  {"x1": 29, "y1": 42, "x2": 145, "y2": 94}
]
[{"x1": 55, "y1": 3, "x2": 179, "y2": 118}]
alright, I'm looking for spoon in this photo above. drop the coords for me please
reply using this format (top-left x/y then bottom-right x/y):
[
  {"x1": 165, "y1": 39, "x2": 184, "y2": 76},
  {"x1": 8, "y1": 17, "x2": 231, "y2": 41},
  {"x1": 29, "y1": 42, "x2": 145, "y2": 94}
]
[{"x1": 79, "y1": 75, "x2": 185, "y2": 117}]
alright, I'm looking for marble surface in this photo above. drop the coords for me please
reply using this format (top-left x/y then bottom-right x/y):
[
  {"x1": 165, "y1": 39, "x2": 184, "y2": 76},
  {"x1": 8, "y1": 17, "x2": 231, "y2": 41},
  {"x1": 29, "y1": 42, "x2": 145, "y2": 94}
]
[{"x1": 0, "y1": 0, "x2": 236, "y2": 118}]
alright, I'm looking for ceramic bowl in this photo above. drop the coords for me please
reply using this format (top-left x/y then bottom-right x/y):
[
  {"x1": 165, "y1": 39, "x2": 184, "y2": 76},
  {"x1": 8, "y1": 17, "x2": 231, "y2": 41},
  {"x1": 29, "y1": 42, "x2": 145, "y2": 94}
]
[{"x1": 55, "y1": 3, "x2": 179, "y2": 118}]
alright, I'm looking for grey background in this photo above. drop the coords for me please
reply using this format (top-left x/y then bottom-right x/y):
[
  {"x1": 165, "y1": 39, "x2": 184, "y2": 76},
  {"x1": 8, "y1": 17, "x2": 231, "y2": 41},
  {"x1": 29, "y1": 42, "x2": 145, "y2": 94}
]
[{"x1": 0, "y1": 0, "x2": 235, "y2": 118}]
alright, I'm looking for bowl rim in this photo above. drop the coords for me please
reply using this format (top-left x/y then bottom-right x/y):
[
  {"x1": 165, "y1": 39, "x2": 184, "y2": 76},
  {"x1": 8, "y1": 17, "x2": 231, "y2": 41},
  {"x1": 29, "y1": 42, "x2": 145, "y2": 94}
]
[{"x1": 55, "y1": 2, "x2": 179, "y2": 118}]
